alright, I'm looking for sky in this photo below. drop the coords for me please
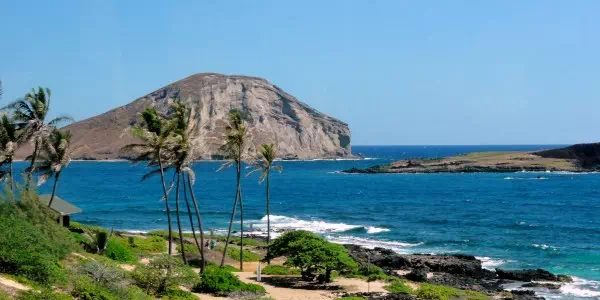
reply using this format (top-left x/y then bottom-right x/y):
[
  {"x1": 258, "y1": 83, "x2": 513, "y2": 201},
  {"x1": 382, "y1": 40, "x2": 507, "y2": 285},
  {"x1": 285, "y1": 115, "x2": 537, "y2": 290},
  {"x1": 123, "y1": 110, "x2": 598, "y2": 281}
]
[{"x1": 1, "y1": 1, "x2": 599, "y2": 145}]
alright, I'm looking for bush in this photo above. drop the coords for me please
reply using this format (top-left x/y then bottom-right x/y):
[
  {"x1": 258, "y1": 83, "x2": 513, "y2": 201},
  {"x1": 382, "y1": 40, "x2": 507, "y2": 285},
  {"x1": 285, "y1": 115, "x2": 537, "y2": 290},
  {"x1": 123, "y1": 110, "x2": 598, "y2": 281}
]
[
  {"x1": 192, "y1": 265, "x2": 266, "y2": 296},
  {"x1": 16, "y1": 290, "x2": 71, "y2": 300},
  {"x1": 264, "y1": 230, "x2": 357, "y2": 282},
  {"x1": 0, "y1": 208, "x2": 65, "y2": 284},
  {"x1": 384, "y1": 280, "x2": 412, "y2": 294},
  {"x1": 71, "y1": 275, "x2": 120, "y2": 300},
  {"x1": 415, "y1": 283, "x2": 489, "y2": 300},
  {"x1": 260, "y1": 265, "x2": 300, "y2": 275},
  {"x1": 132, "y1": 255, "x2": 199, "y2": 295},
  {"x1": 105, "y1": 239, "x2": 137, "y2": 263},
  {"x1": 160, "y1": 287, "x2": 197, "y2": 300},
  {"x1": 73, "y1": 260, "x2": 128, "y2": 293}
]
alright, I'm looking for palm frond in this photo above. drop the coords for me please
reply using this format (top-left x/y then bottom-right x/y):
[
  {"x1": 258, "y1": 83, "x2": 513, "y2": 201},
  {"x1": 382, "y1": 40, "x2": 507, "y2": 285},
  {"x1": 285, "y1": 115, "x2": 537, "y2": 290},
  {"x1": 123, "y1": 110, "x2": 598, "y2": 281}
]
[{"x1": 48, "y1": 115, "x2": 74, "y2": 126}]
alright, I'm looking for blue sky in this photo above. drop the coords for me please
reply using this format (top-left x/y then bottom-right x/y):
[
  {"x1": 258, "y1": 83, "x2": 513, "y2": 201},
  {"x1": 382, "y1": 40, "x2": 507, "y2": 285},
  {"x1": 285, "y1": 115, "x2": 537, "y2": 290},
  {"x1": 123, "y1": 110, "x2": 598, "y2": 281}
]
[{"x1": 1, "y1": 1, "x2": 598, "y2": 145}]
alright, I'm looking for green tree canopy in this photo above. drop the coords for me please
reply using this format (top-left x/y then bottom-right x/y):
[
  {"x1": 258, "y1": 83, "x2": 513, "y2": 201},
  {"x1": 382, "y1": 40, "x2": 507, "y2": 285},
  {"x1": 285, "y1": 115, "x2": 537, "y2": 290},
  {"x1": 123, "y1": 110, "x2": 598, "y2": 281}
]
[{"x1": 264, "y1": 230, "x2": 357, "y2": 282}]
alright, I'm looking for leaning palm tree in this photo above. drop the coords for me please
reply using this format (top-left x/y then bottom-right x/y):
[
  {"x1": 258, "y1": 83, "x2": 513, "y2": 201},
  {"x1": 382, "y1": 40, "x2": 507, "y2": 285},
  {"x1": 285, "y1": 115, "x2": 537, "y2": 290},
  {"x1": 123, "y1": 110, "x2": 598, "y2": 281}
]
[
  {"x1": 2, "y1": 87, "x2": 73, "y2": 185},
  {"x1": 34, "y1": 129, "x2": 73, "y2": 207},
  {"x1": 248, "y1": 143, "x2": 282, "y2": 264},
  {"x1": 218, "y1": 109, "x2": 249, "y2": 270},
  {"x1": 170, "y1": 100, "x2": 206, "y2": 272},
  {"x1": 120, "y1": 108, "x2": 176, "y2": 255},
  {"x1": 0, "y1": 115, "x2": 18, "y2": 191}
]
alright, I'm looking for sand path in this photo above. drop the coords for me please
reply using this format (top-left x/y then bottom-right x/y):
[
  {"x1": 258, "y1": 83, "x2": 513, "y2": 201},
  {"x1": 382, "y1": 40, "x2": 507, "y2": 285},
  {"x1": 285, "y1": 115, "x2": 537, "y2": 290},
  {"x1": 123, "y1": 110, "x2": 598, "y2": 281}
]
[{"x1": 0, "y1": 275, "x2": 31, "y2": 294}]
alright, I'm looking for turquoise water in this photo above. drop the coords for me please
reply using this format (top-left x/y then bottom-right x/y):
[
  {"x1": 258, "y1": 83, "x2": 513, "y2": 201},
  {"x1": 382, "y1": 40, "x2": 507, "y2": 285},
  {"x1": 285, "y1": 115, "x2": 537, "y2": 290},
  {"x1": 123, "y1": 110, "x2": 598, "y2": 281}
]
[{"x1": 25, "y1": 145, "x2": 599, "y2": 298}]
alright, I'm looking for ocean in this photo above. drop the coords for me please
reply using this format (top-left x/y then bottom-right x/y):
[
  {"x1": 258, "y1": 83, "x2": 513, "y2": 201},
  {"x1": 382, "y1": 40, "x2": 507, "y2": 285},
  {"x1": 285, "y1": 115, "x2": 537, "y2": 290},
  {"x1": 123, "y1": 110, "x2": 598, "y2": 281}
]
[{"x1": 25, "y1": 145, "x2": 599, "y2": 299}]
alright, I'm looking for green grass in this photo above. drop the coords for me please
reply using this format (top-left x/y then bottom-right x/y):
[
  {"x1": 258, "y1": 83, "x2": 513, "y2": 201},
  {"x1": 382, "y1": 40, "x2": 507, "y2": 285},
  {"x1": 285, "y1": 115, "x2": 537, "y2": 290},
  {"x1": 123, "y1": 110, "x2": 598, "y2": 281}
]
[
  {"x1": 415, "y1": 283, "x2": 490, "y2": 300},
  {"x1": 115, "y1": 235, "x2": 166, "y2": 254},
  {"x1": 384, "y1": 280, "x2": 412, "y2": 294},
  {"x1": 217, "y1": 246, "x2": 261, "y2": 262},
  {"x1": 259, "y1": 265, "x2": 300, "y2": 275}
]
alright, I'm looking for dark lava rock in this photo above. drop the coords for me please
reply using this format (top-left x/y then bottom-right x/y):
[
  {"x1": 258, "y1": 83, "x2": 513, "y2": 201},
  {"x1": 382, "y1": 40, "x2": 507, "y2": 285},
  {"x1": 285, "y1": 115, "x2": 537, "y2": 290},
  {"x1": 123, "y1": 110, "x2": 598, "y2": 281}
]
[
  {"x1": 345, "y1": 245, "x2": 490, "y2": 278},
  {"x1": 510, "y1": 290, "x2": 545, "y2": 300},
  {"x1": 557, "y1": 274, "x2": 573, "y2": 282},
  {"x1": 338, "y1": 292, "x2": 414, "y2": 300},
  {"x1": 406, "y1": 267, "x2": 428, "y2": 282},
  {"x1": 496, "y1": 269, "x2": 560, "y2": 282},
  {"x1": 522, "y1": 282, "x2": 561, "y2": 290},
  {"x1": 428, "y1": 272, "x2": 503, "y2": 293}
]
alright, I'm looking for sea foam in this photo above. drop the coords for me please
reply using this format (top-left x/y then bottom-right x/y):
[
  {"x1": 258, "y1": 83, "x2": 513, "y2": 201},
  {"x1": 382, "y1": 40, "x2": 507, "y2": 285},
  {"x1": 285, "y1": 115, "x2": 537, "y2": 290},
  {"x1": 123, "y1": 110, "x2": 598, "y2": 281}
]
[{"x1": 251, "y1": 215, "x2": 390, "y2": 236}]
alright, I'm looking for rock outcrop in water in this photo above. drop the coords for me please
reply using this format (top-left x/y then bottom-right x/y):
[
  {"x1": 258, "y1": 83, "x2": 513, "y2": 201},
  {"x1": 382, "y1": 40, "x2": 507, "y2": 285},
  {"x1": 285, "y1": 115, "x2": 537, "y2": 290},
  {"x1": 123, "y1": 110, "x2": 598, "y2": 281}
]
[
  {"x1": 344, "y1": 143, "x2": 600, "y2": 174},
  {"x1": 34, "y1": 73, "x2": 352, "y2": 160}
]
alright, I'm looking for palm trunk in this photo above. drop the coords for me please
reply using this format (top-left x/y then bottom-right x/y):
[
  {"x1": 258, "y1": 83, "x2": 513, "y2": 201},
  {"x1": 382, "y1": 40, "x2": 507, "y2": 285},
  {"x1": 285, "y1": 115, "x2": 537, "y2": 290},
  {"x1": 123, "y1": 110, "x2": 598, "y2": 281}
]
[
  {"x1": 48, "y1": 171, "x2": 61, "y2": 208},
  {"x1": 157, "y1": 151, "x2": 173, "y2": 256},
  {"x1": 239, "y1": 181, "x2": 244, "y2": 271},
  {"x1": 187, "y1": 173, "x2": 206, "y2": 274},
  {"x1": 182, "y1": 173, "x2": 202, "y2": 268},
  {"x1": 220, "y1": 163, "x2": 241, "y2": 267},
  {"x1": 266, "y1": 170, "x2": 271, "y2": 264},
  {"x1": 175, "y1": 172, "x2": 187, "y2": 264},
  {"x1": 8, "y1": 157, "x2": 15, "y2": 195},
  {"x1": 26, "y1": 140, "x2": 39, "y2": 187}
]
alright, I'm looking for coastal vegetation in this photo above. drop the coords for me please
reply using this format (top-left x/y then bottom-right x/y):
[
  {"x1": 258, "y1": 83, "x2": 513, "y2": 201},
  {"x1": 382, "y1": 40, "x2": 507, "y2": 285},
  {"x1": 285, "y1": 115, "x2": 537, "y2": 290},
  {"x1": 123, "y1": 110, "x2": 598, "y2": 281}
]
[{"x1": 0, "y1": 84, "x2": 569, "y2": 299}]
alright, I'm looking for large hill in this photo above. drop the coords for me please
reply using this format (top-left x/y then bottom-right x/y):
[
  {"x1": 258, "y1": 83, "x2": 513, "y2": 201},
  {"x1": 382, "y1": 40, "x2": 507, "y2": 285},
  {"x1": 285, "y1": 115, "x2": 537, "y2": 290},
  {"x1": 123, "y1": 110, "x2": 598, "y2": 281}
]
[{"x1": 40, "y1": 73, "x2": 353, "y2": 160}]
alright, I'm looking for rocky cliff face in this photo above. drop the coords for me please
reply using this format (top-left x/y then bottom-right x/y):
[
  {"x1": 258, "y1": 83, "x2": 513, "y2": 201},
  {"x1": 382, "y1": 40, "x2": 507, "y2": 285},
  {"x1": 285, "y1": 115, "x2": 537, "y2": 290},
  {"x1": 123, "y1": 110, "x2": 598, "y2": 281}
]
[{"x1": 60, "y1": 73, "x2": 352, "y2": 160}]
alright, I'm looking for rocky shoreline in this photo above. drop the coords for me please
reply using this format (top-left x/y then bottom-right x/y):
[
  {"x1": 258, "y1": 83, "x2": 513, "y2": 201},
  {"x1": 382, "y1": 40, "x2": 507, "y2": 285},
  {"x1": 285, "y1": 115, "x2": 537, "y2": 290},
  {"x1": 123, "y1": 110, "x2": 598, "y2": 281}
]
[{"x1": 342, "y1": 245, "x2": 573, "y2": 300}]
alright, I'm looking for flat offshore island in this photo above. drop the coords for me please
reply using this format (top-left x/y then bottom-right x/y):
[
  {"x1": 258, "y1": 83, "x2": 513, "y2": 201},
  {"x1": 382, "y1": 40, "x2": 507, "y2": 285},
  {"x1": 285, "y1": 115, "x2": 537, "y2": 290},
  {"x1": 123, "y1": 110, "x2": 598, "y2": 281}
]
[{"x1": 345, "y1": 143, "x2": 600, "y2": 174}]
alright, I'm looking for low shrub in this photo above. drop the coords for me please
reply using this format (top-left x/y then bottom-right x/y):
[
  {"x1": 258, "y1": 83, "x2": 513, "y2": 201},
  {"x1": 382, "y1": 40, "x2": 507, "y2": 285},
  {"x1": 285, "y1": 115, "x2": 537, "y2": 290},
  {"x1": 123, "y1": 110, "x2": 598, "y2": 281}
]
[
  {"x1": 337, "y1": 297, "x2": 367, "y2": 300},
  {"x1": 73, "y1": 259, "x2": 127, "y2": 293},
  {"x1": 16, "y1": 290, "x2": 71, "y2": 300},
  {"x1": 465, "y1": 290, "x2": 491, "y2": 300},
  {"x1": 384, "y1": 280, "x2": 412, "y2": 294},
  {"x1": 160, "y1": 287, "x2": 197, "y2": 300},
  {"x1": 132, "y1": 255, "x2": 199, "y2": 295},
  {"x1": 71, "y1": 275, "x2": 120, "y2": 300},
  {"x1": 105, "y1": 239, "x2": 137, "y2": 263},
  {"x1": 415, "y1": 283, "x2": 489, "y2": 300},
  {"x1": 0, "y1": 211, "x2": 65, "y2": 284},
  {"x1": 192, "y1": 265, "x2": 266, "y2": 296},
  {"x1": 260, "y1": 265, "x2": 300, "y2": 275}
]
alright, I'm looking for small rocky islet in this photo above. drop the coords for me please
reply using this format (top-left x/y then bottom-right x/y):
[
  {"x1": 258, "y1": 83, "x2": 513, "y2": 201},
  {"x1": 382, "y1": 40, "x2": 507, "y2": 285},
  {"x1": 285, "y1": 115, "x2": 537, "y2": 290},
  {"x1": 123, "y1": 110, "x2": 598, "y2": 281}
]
[{"x1": 345, "y1": 143, "x2": 600, "y2": 174}]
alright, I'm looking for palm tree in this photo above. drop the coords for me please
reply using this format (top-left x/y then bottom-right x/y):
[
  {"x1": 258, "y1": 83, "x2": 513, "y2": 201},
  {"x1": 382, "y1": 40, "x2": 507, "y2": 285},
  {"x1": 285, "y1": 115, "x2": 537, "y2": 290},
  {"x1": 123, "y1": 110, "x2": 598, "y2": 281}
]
[
  {"x1": 248, "y1": 144, "x2": 282, "y2": 264},
  {"x1": 170, "y1": 100, "x2": 206, "y2": 272},
  {"x1": 218, "y1": 110, "x2": 248, "y2": 270},
  {"x1": 0, "y1": 115, "x2": 18, "y2": 191},
  {"x1": 34, "y1": 129, "x2": 73, "y2": 207},
  {"x1": 2, "y1": 87, "x2": 73, "y2": 185},
  {"x1": 121, "y1": 108, "x2": 176, "y2": 256}
]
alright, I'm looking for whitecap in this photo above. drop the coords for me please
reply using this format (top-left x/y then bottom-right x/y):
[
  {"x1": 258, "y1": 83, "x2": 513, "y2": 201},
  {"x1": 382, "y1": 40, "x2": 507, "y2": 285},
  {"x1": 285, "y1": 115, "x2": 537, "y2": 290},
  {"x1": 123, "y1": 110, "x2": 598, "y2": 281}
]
[
  {"x1": 324, "y1": 235, "x2": 423, "y2": 254},
  {"x1": 253, "y1": 215, "x2": 361, "y2": 234},
  {"x1": 476, "y1": 256, "x2": 509, "y2": 270},
  {"x1": 366, "y1": 226, "x2": 391, "y2": 234},
  {"x1": 557, "y1": 277, "x2": 600, "y2": 298},
  {"x1": 533, "y1": 243, "x2": 559, "y2": 251}
]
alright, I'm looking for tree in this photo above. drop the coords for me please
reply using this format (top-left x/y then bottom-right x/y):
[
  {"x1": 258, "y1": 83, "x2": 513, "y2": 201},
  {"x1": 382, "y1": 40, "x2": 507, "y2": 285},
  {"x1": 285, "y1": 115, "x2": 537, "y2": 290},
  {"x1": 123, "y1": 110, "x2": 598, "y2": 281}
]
[
  {"x1": 264, "y1": 230, "x2": 357, "y2": 283},
  {"x1": 0, "y1": 115, "x2": 18, "y2": 191},
  {"x1": 34, "y1": 129, "x2": 73, "y2": 207},
  {"x1": 248, "y1": 144, "x2": 282, "y2": 264},
  {"x1": 218, "y1": 110, "x2": 249, "y2": 270},
  {"x1": 170, "y1": 100, "x2": 206, "y2": 272},
  {"x1": 1, "y1": 87, "x2": 73, "y2": 186},
  {"x1": 121, "y1": 108, "x2": 176, "y2": 256}
]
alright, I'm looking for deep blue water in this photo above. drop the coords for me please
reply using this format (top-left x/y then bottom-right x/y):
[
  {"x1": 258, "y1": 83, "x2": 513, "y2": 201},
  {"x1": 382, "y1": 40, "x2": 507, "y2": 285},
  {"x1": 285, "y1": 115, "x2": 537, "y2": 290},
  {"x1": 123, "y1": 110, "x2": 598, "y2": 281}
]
[{"x1": 24, "y1": 145, "x2": 600, "y2": 298}]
